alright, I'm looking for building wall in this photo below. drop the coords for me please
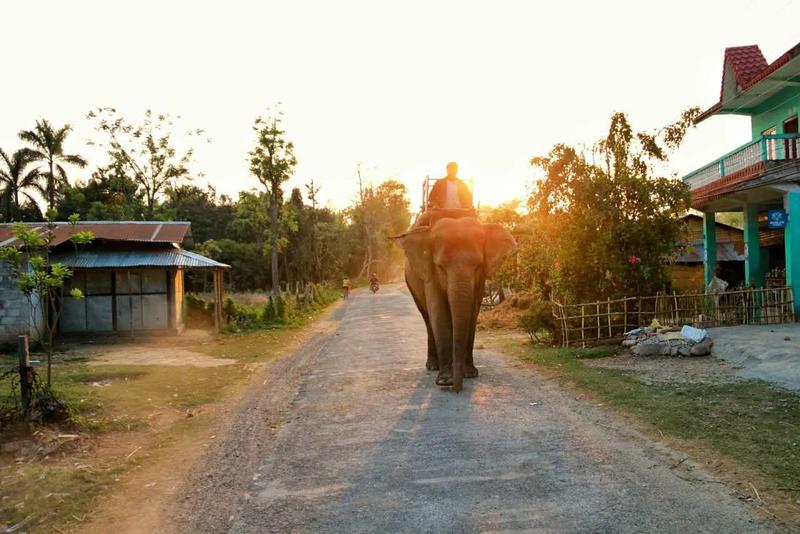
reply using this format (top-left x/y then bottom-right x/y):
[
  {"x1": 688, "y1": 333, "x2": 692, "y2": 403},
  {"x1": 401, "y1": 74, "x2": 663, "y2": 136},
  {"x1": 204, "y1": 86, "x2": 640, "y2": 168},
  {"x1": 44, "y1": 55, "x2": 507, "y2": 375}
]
[
  {"x1": 61, "y1": 269, "x2": 175, "y2": 334},
  {"x1": 750, "y1": 89, "x2": 800, "y2": 138},
  {"x1": 0, "y1": 264, "x2": 42, "y2": 346}
]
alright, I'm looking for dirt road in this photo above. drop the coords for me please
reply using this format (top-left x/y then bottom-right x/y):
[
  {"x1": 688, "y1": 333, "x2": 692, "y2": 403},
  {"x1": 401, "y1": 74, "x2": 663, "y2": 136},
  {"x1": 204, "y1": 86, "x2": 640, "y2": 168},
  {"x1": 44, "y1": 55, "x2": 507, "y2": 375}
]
[{"x1": 174, "y1": 284, "x2": 772, "y2": 533}]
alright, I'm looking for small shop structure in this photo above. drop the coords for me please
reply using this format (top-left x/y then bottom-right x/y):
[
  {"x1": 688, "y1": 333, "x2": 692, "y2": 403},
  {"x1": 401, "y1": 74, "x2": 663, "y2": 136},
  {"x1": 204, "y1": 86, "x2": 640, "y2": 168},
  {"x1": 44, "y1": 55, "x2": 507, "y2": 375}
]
[
  {"x1": 0, "y1": 221, "x2": 228, "y2": 345},
  {"x1": 671, "y1": 214, "x2": 745, "y2": 292},
  {"x1": 685, "y1": 41, "x2": 800, "y2": 314}
]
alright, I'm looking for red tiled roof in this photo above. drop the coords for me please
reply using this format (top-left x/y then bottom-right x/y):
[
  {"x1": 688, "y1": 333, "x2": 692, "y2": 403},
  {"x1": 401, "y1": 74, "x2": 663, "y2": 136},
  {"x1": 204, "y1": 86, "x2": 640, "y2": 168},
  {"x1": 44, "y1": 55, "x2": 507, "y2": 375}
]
[
  {"x1": 723, "y1": 45, "x2": 767, "y2": 94},
  {"x1": 699, "y1": 41, "x2": 800, "y2": 122},
  {"x1": 0, "y1": 221, "x2": 192, "y2": 248}
]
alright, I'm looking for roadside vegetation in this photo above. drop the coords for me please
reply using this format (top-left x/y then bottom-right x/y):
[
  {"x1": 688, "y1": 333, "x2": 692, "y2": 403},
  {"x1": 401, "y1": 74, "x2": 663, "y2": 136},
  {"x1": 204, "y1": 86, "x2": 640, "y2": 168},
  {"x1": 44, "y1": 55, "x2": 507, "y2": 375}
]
[
  {"x1": 1, "y1": 107, "x2": 404, "y2": 532},
  {"x1": 479, "y1": 321, "x2": 800, "y2": 520},
  {"x1": 0, "y1": 297, "x2": 337, "y2": 532}
]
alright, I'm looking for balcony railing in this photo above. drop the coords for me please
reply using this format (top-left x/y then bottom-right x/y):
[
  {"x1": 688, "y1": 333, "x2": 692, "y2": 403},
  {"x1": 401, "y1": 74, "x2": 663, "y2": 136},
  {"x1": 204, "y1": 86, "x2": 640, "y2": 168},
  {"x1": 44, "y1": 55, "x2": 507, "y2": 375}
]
[{"x1": 684, "y1": 134, "x2": 800, "y2": 192}]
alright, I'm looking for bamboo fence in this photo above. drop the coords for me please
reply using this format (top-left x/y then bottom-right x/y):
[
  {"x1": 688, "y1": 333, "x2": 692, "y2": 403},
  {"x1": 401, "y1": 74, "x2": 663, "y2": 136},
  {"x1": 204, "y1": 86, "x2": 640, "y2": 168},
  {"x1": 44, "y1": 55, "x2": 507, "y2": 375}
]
[{"x1": 551, "y1": 286, "x2": 795, "y2": 347}]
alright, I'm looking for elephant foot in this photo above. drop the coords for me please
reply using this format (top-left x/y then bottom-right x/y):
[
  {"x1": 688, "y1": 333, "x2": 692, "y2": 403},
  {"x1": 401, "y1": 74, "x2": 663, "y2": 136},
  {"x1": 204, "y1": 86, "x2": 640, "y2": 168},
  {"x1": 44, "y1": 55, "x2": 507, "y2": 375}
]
[
  {"x1": 435, "y1": 370, "x2": 453, "y2": 386},
  {"x1": 426, "y1": 359, "x2": 439, "y2": 371},
  {"x1": 464, "y1": 365, "x2": 479, "y2": 379}
]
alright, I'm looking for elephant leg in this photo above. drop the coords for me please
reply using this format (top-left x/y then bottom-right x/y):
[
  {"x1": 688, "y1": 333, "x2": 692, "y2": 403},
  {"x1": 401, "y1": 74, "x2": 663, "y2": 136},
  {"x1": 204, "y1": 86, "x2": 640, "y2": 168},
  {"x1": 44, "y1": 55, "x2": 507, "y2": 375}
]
[
  {"x1": 427, "y1": 288, "x2": 453, "y2": 386},
  {"x1": 406, "y1": 272, "x2": 438, "y2": 370},
  {"x1": 424, "y1": 317, "x2": 438, "y2": 371},
  {"x1": 464, "y1": 282, "x2": 484, "y2": 379}
]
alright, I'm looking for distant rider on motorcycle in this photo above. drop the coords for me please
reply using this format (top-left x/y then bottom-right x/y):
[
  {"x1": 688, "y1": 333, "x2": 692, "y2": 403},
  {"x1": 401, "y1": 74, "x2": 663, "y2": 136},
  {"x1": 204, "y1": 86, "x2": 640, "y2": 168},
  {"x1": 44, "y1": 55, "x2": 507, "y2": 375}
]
[{"x1": 369, "y1": 273, "x2": 380, "y2": 293}]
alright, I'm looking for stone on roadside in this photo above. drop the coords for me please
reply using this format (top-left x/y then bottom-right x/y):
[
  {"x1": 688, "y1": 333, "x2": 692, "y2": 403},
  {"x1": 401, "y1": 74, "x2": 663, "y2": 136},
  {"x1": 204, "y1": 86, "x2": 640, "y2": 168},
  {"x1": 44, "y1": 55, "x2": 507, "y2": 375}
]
[
  {"x1": 632, "y1": 342, "x2": 668, "y2": 357},
  {"x1": 690, "y1": 338, "x2": 713, "y2": 357}
]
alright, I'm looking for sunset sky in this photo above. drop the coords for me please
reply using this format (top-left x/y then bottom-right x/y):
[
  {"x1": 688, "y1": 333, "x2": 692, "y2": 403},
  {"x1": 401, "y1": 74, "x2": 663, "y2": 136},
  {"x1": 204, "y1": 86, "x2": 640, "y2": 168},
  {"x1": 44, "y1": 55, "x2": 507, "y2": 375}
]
[{"x1": 2, "y1": 0, "x2": 800, "y2": 209}]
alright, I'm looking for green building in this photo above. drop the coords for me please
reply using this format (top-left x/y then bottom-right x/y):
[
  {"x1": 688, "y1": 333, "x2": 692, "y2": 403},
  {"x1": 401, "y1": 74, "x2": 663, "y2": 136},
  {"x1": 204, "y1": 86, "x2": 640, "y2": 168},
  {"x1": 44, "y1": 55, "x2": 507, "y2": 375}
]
[{"x1": 686, "y1": 42, "x2": 800, "y2": 314}]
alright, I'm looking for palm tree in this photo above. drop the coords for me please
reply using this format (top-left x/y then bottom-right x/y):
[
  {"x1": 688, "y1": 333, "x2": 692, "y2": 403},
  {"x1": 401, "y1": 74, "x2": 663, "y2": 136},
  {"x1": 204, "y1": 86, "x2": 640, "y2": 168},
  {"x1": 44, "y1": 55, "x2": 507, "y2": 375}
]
[
  {"x1": 0, "y1": 148, "x2": 43, "y2": 222},
  {"x1": 19, "y1": 119, "x2": 87, "y2": 211}
]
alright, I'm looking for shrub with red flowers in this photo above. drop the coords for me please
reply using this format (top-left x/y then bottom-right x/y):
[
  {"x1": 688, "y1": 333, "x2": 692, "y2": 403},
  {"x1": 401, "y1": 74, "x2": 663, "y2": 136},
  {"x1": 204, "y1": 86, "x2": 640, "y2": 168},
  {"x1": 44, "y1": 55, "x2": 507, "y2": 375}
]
[{"x1": 522, "y1": 110, "x2": 697, "y2": 302}]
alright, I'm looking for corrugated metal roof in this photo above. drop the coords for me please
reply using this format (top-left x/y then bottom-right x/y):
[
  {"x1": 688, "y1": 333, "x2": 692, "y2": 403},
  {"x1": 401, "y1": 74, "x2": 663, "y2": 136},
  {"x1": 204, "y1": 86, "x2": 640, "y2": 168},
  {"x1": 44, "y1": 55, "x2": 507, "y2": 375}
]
[
  {"x1": 50, "y1": 248, "x2": 229, "y2": 270},
  {"x1": 0, "y1": 221, "x2": 192, "y2": 247}
]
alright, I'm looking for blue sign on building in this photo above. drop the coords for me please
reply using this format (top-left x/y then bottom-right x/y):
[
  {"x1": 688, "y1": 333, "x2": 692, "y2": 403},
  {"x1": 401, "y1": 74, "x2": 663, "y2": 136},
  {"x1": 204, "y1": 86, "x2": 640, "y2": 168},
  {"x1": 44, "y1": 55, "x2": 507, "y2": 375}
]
[{"x1": 768, "y1": 209, "x2": 788, "y2": 229}]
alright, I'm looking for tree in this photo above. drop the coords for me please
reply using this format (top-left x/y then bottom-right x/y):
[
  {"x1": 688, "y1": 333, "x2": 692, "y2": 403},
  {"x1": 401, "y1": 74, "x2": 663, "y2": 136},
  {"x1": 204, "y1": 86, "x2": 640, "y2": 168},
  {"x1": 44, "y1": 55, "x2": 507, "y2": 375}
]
[
  {"x1": 161, "y1": 184, "x2": 235, "y2": 242},
  {"x1": 0, "y1": 215, "x2": 93, "y2": 386},
  {"x1": 248, "y1": 109, "x2": 297, "y2": 293},
  {"x1": 0, "y1": 148, "x2": 42, "y2": 222},
  {"x1": 349, "y1": 177, "x2": 411, "y2": 279},
  {"x1": 305, "y1": 179, "x2": 322, "y2": 281},
  {"x1": 526, "y1": 109, "x2": 699, "y2": 302},
  {"x1": 55, "y1": 165, "x2": 146, "y2": 221},
  {"x1": 87, "y1": 108, "x2": 204, "y2": 219},
  {"x1": 18, "y1": 119, "x2": 87, "y2": 211}
]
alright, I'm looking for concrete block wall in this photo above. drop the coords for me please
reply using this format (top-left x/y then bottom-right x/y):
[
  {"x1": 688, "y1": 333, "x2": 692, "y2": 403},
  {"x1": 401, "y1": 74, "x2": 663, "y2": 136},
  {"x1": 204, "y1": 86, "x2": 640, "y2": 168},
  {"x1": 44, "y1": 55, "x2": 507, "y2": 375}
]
[{"x1": 0, "y1": 263, "x2": 35, "y2": 346}]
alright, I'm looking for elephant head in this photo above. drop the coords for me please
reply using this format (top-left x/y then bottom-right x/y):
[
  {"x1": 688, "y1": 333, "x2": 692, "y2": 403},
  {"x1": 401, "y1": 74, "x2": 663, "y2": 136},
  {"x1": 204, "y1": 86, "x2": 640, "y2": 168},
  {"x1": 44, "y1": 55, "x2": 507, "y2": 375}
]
[{"x1": 401, "y1": 217, "x2": 515, "y2": 391}]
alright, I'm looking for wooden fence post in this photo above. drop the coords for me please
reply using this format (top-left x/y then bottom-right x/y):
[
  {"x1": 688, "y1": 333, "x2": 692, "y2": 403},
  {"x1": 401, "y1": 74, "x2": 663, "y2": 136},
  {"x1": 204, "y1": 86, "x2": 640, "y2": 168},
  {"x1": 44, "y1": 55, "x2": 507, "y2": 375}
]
[
  {"x1": 18, "y1": 335, "x2": 33, "y2": 419},
  {"x1": 213, "y1": 268, "x2": 223, "y2": 333}
]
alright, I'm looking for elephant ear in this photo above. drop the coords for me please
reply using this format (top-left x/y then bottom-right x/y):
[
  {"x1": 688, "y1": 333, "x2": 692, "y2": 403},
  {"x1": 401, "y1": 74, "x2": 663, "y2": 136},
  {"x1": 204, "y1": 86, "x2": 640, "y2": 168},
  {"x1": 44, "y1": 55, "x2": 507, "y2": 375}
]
[
  {"x1": 483, "y1": 223, "x2": 516, "y2": 278},
  {"x1": 400, "y1": 226, "x2": 433, "y2": 281}
]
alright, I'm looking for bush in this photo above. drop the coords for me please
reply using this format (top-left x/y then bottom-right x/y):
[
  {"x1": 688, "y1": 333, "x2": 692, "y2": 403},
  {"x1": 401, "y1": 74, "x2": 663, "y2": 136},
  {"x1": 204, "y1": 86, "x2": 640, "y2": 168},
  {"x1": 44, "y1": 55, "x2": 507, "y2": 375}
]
[{"x1": 518, "y1": 301, "x2": 557, "y2": 344}]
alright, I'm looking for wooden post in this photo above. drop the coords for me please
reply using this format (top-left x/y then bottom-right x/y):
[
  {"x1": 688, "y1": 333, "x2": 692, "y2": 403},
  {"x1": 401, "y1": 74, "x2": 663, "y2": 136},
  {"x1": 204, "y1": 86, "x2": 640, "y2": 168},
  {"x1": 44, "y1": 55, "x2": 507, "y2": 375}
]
[
  {"x1": 18, "y1": 335, "x2": 33, "y2": 419},
  {"x1": 596, "y1": 302, "x2": 601, "y2": 341},
  {"x1": 581, "y1": 304, "x2": 585, "y2": 348},
  {"x1": 607, "y1": 299, "x2": 612, "y2": 338},
  {"x1": 673, "y1": 291, "x2": 679, "y2": 325},
  {"x1": 213, "y1": 268, "x2": 223, "y2": 333},
  {"x1": 623, "y1": 298, "x2": 628, "y2": 333},
  {"x1": 127, "y1": 270, "x2": 134, "y2": 339},
  {"x1": 637, "y1": 297, "x2": 642, "y2": 328}
]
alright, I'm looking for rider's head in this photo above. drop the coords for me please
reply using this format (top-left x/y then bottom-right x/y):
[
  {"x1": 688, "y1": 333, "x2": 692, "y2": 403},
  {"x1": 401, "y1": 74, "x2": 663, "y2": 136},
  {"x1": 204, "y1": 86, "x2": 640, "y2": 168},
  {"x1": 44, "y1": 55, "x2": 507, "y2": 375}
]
[{"x1": 446, "y1": 161, "x2": 458, "y2": 179}]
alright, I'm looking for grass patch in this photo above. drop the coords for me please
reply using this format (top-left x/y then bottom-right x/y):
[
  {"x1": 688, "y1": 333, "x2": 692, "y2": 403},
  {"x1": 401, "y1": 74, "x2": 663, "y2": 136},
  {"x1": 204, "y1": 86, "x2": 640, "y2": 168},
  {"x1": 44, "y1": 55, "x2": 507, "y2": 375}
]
[
  {"x1": 508, "y1": 341, "x2": 800, "y2": 497},
  {"x1": 0, "y1": 463, "x2": 123, "y2": 531},
  {"x1": 0, "y1": 298, "x2": 337, "y2": 532}
]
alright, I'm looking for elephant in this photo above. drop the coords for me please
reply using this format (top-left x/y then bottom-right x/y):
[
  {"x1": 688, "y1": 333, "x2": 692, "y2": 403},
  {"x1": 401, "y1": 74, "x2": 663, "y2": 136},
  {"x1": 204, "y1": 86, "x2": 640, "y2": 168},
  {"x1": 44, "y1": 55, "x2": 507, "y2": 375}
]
[{"x1": 400, "y1": 215, "x2": 516, "y2": 392}]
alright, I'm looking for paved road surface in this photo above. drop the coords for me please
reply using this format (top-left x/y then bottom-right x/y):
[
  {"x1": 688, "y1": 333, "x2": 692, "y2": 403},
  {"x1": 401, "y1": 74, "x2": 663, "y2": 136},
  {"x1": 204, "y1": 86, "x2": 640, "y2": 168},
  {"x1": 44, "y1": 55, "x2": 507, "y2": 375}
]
[
  {"x1": 218, "y1": 285, "x2": 770, "y2": 533},
  {"x1": 710, "y1": 323, "x2": 800, "y2": 392}
]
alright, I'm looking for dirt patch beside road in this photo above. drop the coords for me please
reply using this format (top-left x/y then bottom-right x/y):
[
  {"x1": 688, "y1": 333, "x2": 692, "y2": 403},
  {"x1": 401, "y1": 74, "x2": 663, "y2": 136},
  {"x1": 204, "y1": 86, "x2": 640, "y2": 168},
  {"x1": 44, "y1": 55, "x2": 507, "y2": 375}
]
[
  {"x1": 84, "y1": 345, "x2": 236, "y2": 368},
  {"x1": 582, "y1": 352, "x2": 742, "y2": 385}
]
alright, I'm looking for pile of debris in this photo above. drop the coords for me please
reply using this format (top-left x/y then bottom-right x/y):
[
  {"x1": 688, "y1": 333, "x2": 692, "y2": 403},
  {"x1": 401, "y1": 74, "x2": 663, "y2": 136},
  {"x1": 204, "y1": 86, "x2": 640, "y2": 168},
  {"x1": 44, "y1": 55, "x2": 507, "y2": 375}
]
[{"x1": 622, "y1": 322, "x2": 713, "y2": 357}]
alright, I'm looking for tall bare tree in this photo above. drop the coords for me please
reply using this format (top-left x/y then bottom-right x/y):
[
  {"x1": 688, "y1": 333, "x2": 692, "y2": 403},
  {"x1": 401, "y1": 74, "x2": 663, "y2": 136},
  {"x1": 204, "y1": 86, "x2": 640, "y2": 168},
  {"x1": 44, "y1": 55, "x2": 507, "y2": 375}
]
[{"x1": 87, "y1": 108, "x2": 204, "y2": 219}]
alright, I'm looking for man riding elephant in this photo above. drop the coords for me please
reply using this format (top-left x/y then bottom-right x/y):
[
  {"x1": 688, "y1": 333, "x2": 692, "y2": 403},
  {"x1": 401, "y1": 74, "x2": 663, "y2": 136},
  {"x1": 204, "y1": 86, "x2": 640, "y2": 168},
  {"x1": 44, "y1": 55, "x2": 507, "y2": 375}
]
[
  {"x1": 428, "y1": 161, "x2": 473, "y2": 210},
  {"x1": 417, "y1": 161, "x2": 476, "y2": 227}
]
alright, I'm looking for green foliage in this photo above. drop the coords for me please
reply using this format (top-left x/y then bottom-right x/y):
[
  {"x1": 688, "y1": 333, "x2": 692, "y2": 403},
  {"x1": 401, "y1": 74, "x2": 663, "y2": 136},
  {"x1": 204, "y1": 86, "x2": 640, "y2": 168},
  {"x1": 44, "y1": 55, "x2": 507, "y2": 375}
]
[
  {"x1": 523, "y1": 110, "x2": 699, "y2": 302},
  {"x1": 54, "y1": 166, "x2": 146, "y2": 221},
  {"x1": 188, "y1": 285, "x2": 339, "y2": 333},
  {"x1": 0, "y1": 215, "x2": 93, "y2": 387},
  {"x1": 272, "y1": 293, "x2": 286, "y2": 321},
  {"x1": 17, "y1": 119, "x2": 87, "y2": 210},
  {"x1": 0, "y1": 147, "x2": 43, "y2": 222},
  {"x1": 518, "y1": 301, "x2": 557, "y2": 344}
]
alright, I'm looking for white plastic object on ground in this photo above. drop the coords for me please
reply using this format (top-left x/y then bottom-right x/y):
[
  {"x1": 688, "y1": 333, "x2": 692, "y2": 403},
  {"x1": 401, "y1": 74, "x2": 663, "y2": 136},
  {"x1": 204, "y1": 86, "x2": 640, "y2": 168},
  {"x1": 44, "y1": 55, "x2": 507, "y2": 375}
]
[{"x1": 681, "y1": 325, "x2": 707, "y2": 343}]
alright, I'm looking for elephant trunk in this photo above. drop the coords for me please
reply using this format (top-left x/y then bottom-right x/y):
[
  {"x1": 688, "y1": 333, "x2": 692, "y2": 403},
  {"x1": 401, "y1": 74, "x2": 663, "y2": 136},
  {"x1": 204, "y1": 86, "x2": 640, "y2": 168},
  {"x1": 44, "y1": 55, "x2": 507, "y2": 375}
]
[{"x1": 448, "y1": 272, "x2": 476, "y2": 392}]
